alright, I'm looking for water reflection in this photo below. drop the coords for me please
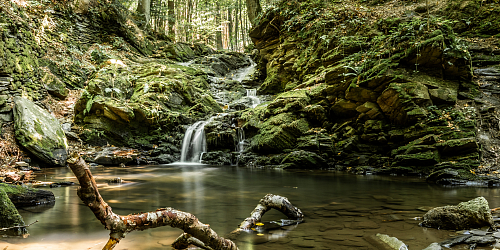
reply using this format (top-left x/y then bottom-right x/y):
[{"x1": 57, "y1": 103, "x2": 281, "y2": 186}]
[{"x1": 3, "y1": 165, "x2": 500, "y2": 249}]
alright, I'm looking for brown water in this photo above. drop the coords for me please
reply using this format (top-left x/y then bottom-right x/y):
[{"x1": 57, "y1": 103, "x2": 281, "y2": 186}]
[{"x1": 2, "y1": 164, "x2": 500, "y2": 250}]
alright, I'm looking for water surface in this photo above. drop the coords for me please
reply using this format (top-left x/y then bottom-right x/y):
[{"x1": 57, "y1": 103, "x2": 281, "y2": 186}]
[{"x1": 3, "y1": 165, "x2": 500, "y2": 249}]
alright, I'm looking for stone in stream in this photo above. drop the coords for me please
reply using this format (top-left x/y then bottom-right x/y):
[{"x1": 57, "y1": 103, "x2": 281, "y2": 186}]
[
  {"x1": 13, "y1": 97, "x2": 68, "y2": 167},
  {"x1": 0, "y1": 188, "x2": 27, "y2": 236},
  {"x1": 364, "y1": 233, "x2": 408, "y2": 250},
  {"x1": 422, "y1": 242, "x2": 442, "y2": 250},
  {"x1": 420, "y1": 197, "x2": 495, "y2": 230}
]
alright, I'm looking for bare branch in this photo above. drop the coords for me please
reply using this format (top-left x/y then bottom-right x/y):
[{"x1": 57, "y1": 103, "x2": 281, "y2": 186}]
[{"x1": 67, "y1": 153, "x2": 238, "y2": 250}]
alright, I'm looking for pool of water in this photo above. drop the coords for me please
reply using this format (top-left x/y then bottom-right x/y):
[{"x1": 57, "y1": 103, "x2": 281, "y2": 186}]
[{"x1": 3, "y1": 164, "x2": 500, "y2": 249}]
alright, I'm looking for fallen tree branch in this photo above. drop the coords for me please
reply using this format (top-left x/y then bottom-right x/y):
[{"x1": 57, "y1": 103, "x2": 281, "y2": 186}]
[
  {"x1": 236, "y1": 193, "x2": 304, "y2": 231},
  {"x1": 67, "y1": 153, "x2": 238, "y2": 250},
  {"x1": 0, "y1": 220, "x2": 38, "y2": 231},
  {"x1": 173, "y1": 194, "x2": 304, "y2": 248}
]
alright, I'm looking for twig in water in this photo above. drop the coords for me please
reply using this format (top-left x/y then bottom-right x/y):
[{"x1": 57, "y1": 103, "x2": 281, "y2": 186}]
[{"x1": 0, "y1": 220, "x2": 38, "y2": 231}]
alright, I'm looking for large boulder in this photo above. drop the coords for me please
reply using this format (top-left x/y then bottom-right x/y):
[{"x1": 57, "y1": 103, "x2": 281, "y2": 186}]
[
  {"x1": 420, "y1": 197, "x2": 495, "y2": 230},
  {"x1": 13, "y1": 97, "x2": 68, "y2": 166}
]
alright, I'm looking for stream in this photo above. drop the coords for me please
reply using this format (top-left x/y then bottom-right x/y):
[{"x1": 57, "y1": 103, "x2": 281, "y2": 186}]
[{"x1": 3, "y1": 165, "x2": 500, "y2": 249}]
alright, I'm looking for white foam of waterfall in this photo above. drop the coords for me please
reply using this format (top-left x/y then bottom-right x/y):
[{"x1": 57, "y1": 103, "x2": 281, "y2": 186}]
[
  {"x1": 236, "y1": 127, "x2": 245, "y2": 153},
  {"x1": 177, "y1": 59, "x2": 195, "y2": 67},
  {"x1": 231, "y1": 60, "x2": 256, "y2": 82},
  {"x1": 246, "y1": 89, "x2": 260, "y2": 108},
  {"x1": 180, "y1": 121, "x2": 207, "y2": 163},
  {"x1": 233, "y1": 127, "x2": 246, "y2": 166}
]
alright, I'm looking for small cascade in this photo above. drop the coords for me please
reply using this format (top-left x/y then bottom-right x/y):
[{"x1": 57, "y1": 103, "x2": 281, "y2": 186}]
[
  {"x1": 177, "y1": 59, "x2": 195, "y2": 67},
  {"x1": 236, "y1": 127, "x2": 245, "y2": 153},
  {"x1": 234, "y1": 127, "x2": 246, "y2": 166},
  {"x1": 231, "y1": 61, "x2": 256, "y2": 82},
  {"x1": 180, "y1": 121, "x2": 207, "y2": 163},
  {"x1": 246, "y1": 89, "x2": 260, "y2": 108}
]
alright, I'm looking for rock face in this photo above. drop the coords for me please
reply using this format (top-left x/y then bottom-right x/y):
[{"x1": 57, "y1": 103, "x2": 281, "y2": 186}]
[
  {"x1": 420, "y1": 197, "x2": 495, "y2": 230},
  {"x1": 73, "y1": 51, "x2": 251, "y2": 149},
  {"x1": 13, "y1": 97, "x2": 68, "y2": 166},
  {"x1": 238, "y1": 1, "x2": 483, "y2": 176}
]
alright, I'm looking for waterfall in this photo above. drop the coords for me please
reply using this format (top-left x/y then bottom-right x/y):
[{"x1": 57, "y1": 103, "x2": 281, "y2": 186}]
[
  {"x1": 233, "y1": 127, "x2": 246, "y2": 166},
  {"x1": 247, "y1": 89, "x2": 260, "y2": 108},
  {"x1": 236, "y1": 127, "x2": 245, "y2": 153},
  {"x1": 231, "y1": 61, "x2": 256, "y2": 82},
  {"x1": 180, "y1": 121, "x2": 207, "y2": 163}
]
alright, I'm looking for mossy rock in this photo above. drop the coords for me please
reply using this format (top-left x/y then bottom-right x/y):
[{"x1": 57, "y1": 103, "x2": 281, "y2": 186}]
[
  {"x1": 421, "y1": 197, "x2": 494, "y2": 230},
  {"x1": 280, "y1": 150, "x2": 326, "y2": 169},
  {"x1": 251, "y1": 113, "x2": 310, "y2": 153},
  {"x1": 393, "y1": 150, "x2": 440, "y2": 166},
  {"x1": 13, "y1": 97, "x2": 68, "y2": 166},
  {"x1": 0, "y1": 188, "x2": 26, "y2": 236}
]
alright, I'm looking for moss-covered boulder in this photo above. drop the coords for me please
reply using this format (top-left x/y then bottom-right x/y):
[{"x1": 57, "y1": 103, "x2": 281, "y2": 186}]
[
  {"x1": 280, "y1": 150, "x2": 326, "y2": 169},
  {"x1": 41, "y1": 70, "x2": 69, "y2": 99},
  {"x1": 0, "y1": 188, "x2": 27, "y2": 236},
  {"x1": 13, "y1": 97, "x2": 68, "y2": 166},
  {"x1": 251, "y1": 113, "x2": 310, "y2": 153},
  {"x1": 420, "y1": 197, "x2": 495, "y2": 230}
]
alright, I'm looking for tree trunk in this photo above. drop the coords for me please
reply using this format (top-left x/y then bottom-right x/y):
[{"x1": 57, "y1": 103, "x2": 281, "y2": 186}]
[
  {"x1": 216, "y1": 2, "x2": 223, "y2": 50},
  {"x1": 168, "y1": 0, "x2": 175, "y2": 37},
  {"x1": 136, "y1": 0, "x2": 151, "y2": 24},
  {"x1": 66, "y1": 153, "x2": 238, "y2": 250},
  {"x1": 245, "y1": 0, "x2": 262, "y2": 27},
  {"x1": 235, "y1": 0, "x2": 240, "y2": 51},
  {"x1": 228, "y1": 7, "x2": 233, "y2": 50}
]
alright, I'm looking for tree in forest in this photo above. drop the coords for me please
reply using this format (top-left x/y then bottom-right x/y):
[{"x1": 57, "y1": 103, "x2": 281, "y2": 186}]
[
  {"x1": 245, "y1": 0, "x2": 261, "y2": 27},
  {"x1": 136, "y1": 0, "x2": 151, "y2": 23},
  {"x1": 168, "y1": 0, "x2": 175, "y2": 36}
]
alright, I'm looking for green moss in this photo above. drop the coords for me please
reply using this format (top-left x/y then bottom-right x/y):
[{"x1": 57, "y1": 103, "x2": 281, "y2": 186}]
[{"x1": 0, "y1": 188, "x2": 27, "y2": 236}]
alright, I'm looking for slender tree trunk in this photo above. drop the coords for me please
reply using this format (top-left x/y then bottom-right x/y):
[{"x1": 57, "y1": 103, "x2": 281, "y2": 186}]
[
  {"x1": 136, "y1": 0, "x2": 152, "y2": 24},
  {"x1": 186, "y1": 0, "x2": 193, "y2": 42},
  {"x1": 245, "y1": 0, "x2": 261, "y2": 27},
  {"x1": 168, "y1": 0, "x2": 175, "y2": 37},
  {"x1": 235, "y1": 0, "x2": 240, "y2": 51},
  {"x1": 228, "y1": 7, "x2": 233, "y2": 50},
  {"x1": 216, "y1": 2, "x2": 223, "y2": 50}
]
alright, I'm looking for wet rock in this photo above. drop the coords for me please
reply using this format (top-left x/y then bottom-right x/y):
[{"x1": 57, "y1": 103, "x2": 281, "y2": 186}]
[
  {"x1": 201, "y1": 151, "x2": 232, "y2": 165},
  {"x1": 464, "y1": 235, "x2": 495, "y2": 245},
  {"x1": 91, "y1": 147, "x2": 137, "y2": 165},
  {"x1": 49, "y1": 181, "x2": 74, "y2": 188},
  {"x1": 375, "y1": 233, "x2": 408, "y2": 250},
  {"x1": 152, "y1": 154, "x2": 177, "y2": 164},
  {"x1": 107, "y1": 178, "x2": 122, "y2": 184},
  {"x1": 420, "y1": 197, "x2": 495, "y2": 230},
  {"x1": 13, "y1": 97, "x2": 68, "y2": 166},
  {"x1": 439, "y1": 235, "x2": 472, "y2": 248},
  {"x1": 423, "y1": 242, "x2": 442, "y2": 250}
]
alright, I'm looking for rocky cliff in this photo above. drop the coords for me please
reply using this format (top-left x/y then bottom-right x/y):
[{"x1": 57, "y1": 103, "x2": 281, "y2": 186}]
[{"x1": 238, "y1": 0, "x2": 500, "y2": 184}]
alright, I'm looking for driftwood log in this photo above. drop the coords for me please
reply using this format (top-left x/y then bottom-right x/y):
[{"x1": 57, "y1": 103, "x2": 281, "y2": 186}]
[
  {"x1": 67, "y1": 153, "x2": 304, "y2": 250},
  {"x1": 172, "y1": 194, "x2": 304, "y2": 249},
  {"x1": 67, "y1": 153, "x2": 238, "y2": 250}
]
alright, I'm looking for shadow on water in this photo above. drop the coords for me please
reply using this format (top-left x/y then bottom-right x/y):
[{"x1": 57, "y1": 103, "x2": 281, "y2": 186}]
[{"x1": 3, "y1": 165, "x2": 500, "y2": 249}]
